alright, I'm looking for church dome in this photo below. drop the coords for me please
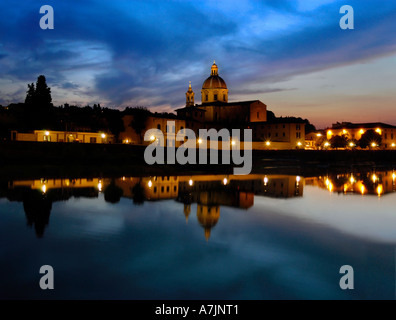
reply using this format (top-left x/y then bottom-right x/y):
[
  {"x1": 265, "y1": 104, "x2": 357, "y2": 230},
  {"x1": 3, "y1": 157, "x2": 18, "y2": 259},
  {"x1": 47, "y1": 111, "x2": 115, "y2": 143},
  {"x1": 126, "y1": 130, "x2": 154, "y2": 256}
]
[
  {"x1": 201, "y1": 61, "x2": 229, "y2": 104},
  {"x1": 202, "y1": 61, "x2": 227, "y2": 89},
  {"x1": 202, "y1": 76, "x2": 227, "y2": 89}
]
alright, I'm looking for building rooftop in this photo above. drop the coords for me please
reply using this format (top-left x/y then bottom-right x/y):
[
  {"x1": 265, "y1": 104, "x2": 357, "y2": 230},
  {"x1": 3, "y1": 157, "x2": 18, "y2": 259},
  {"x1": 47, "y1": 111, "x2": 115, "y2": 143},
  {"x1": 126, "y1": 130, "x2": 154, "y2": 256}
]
[{"x1": 331, "y1": 122, "x2": 396, "y2": 129}]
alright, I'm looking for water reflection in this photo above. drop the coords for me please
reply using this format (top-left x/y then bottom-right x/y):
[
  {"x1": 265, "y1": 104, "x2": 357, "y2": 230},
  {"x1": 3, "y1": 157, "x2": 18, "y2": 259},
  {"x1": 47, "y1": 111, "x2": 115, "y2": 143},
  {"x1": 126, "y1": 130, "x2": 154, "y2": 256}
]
[
  {"x1": 2, "y1": 175, "x2": 303, "y2": 239},
  {"x1": 3, "y1": 170, "x2": 395, "y2": 240},
  {"x1": 306, "y1": 170, "x2": 396, "y2": 197}
]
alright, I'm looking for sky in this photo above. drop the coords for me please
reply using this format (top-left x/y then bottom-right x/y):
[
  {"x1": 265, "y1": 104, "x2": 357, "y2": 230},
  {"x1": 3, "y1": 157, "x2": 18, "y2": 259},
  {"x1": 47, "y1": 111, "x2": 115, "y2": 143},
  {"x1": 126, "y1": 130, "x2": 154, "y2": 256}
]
[{"x1": 0, "y1": 0, "x2": 395, "y2": 129}]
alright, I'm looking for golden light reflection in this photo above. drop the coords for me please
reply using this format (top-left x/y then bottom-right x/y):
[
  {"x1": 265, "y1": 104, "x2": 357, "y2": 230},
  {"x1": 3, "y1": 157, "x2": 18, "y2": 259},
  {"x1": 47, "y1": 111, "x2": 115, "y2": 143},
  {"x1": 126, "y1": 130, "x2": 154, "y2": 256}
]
[
  {"x1": 376, "y1": 128, "x2": 382, "y2": 135},
  {"x1": 98, "y1": 181, "x2": 102, "y2": 192},
  {"x1": 360, "y1": 185, "x2": 365, "y2": 195},
  {"x1": 150, "y1": 136, "x2": 156, "y2": 142},
  {"x1": 360, "y1": 129, "x2": 364, "y2": 134},
  {"x1": 148, "y1": 180, "x2": 153, "y2": 188},
  {"x1": 372, "y1": 174, "x2": 377, "y2": 183},
  {"x1": 264, "y1": 176, "x2": 268, "y2": 185},
  {"x1": 198, "y1": 138, "x2": 203, "y2": 144},
  {"x1": 189, "y1": 179, "x2": 193, "y2": 186},
  {"x1": 265, "y1": 141, "x2": 271, "y2": 146},
  {"x1": 223, "y1": 178, "x2": 228, "y2": 185},
  {"x1": 41, "y1": 184, "x2": 47, "y2": 193},
  {"x1": 377, "y1": 184, "x2": 383, "y2": 197}
]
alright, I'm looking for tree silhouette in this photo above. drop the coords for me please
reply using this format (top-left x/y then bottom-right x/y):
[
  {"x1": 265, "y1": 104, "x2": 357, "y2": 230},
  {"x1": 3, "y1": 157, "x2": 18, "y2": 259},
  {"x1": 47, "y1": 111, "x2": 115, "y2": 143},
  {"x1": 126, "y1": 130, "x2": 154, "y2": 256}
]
[
  {"x1": 104, "y1": 181, "x2": 124, "y2": 204},
  {"x1": 131, "y1": 179, "x2": 146, "y2": 205},
  {"x1": 329, "y1": 135, "x2": 348, "y2": 149},
  {"x1": 358, "y1": 129, "x2": 382, "y2": 149},
  {"x1": 128, "y1": 107, "x2": 150, "y2": 144},
  {"x1": 25, "y1": 83, "x2": 36, "y2": 105},
  {"x1": 25, "y1": 75, "x2": 52, "y2": 108}
]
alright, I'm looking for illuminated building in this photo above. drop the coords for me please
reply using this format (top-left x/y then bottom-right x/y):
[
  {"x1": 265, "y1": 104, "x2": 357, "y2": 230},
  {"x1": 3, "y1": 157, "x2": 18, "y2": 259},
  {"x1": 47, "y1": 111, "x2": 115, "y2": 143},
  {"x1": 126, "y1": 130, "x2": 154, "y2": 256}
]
[
  {"x1": 10, "y1": 130, "x2": 114, "y2": 144},
  {"x1": 325, "y1": 122, "x2": 396, "y2": 149},
  {"x1": 174, "y1": 62, "x2": 306, "y2": 150}
]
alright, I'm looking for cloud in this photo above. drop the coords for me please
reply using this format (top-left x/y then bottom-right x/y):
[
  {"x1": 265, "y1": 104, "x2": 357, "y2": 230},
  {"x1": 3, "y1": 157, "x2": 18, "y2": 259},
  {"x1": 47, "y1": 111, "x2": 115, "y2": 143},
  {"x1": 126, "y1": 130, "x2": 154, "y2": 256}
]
[{"x1": 0, "y1": 0, "x2": 396, "y2": 117}]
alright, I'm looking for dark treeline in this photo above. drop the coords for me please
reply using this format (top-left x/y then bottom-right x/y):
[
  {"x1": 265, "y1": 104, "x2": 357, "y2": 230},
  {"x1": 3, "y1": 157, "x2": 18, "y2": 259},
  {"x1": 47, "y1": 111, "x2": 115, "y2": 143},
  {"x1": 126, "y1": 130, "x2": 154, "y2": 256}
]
[{"x1": 0, "y1": 75, "x2": 178, "y2": 142}]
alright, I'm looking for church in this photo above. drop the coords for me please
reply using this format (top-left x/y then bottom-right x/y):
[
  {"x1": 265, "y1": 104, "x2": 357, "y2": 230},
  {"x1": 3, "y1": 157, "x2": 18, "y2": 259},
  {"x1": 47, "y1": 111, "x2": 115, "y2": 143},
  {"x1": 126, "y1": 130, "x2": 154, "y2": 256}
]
[
  {"x1": 120, "y1": 61, "x2": 306, "y2": 149},
  {"x1": 175, "y1": 61, "x2": 305, "y2": 149}
]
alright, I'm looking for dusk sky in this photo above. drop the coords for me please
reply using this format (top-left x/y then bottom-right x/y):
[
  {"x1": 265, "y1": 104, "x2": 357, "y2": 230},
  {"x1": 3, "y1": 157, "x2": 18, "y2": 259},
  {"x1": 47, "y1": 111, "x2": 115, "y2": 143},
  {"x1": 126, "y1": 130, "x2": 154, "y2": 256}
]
[{"x1": 1, "y1": 0, "x2": 395, "y2": 128}]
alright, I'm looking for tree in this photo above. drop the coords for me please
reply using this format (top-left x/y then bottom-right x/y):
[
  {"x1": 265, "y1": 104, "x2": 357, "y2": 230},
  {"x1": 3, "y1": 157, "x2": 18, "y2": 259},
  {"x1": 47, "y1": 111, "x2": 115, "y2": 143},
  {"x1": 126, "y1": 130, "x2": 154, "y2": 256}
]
[
  {"x1": 25, "y1": 75, "x2": 52, "y2": 108},
  {"x1": 35, "y1": 75, "x2": 52, "y2": 107},
  {"x1": 25, "y1": 83, "x2": 36, "y2": 104},
  {"x1": 330, "y1": 135, "x2": 348, "y2": 149},
  {"x1": 358, "y1": 129, "x2": 382, "y2": 149},
  {"x1": 128, "y1": 107, "x2": 150, "y2": 144}
]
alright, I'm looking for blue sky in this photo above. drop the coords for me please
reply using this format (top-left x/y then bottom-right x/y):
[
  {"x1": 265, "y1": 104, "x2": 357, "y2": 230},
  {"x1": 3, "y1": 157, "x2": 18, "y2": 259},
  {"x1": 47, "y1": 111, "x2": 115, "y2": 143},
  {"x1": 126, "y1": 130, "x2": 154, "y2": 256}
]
[{"x1": 0, "y1": 0, "x2": 396, "y2": 128}]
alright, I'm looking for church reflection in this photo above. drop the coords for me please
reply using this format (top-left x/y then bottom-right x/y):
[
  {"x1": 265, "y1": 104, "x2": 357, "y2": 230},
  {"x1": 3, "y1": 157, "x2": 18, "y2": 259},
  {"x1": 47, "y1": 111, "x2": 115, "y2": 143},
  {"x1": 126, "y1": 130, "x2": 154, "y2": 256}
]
[
  {"x1": 1, "y1": 175, "x2": 303, "y2": 239},
  {"x1": 305, "y1": 170, "x2": 396, "y2": 197}
]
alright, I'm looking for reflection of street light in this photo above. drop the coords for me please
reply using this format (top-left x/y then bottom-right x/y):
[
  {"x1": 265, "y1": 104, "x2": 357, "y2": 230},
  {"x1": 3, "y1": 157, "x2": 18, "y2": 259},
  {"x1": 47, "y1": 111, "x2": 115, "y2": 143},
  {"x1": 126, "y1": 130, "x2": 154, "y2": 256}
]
[
  {"x1": 189, "y1": 179, "x2": 193, "y2": 186},
  {"x1": 223, "y1": 178, "x2": 228, "y2": 185},
  {"x1": 98, "y1": 181, "x2": 102, "y2": 192},
  {"x1": 264, "y1": 176, "x2": 268, "y2": 185},
  {"x1": 148, "y1": 180, "x2": 153, "y2": 188},
  {"x1": 377, "y1": 185, "x2": 383, "y2": 197},
  {"x1": 41, "y1": 185, "x2": 47, "y2": 194},
  {"x1": 372, "y1": 174, "x2": 377, "y2": 183},
  {"x1": 361, "y1": 185, "x2": 365, "y2": 195}
]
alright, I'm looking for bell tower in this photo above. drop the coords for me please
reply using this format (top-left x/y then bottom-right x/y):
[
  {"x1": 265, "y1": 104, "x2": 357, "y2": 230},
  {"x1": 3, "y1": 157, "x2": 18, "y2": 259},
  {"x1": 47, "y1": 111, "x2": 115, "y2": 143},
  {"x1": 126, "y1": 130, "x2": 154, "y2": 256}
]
[{"x1": 185, "y1": 81, "x2": 195, "y2": 107}]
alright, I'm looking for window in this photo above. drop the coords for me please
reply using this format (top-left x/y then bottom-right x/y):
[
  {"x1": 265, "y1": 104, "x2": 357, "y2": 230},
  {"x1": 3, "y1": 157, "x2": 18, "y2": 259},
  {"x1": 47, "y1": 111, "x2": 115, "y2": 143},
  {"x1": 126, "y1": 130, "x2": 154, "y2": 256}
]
[
  {"x1": 161, "y1": 186, "x2": 164, "y2": 193},
  {"x1": 214, "y1": 94, "x2": 218, "y2": 101},
  {"x1": 283, "y1": 132, "x2": 286, "y2": 137},
  {"x1": 206, "y1": 95, "x2": 208, "y2": 101},
  {"x1": 223, "y1": 94, "x2": 226, "y2": 101},
  {"x1": 275, "y1": 133, "x2": 278, "y2": 137},
  {"x1": 157, "y1": 124, "x2": 161, "y2": 130},
  {"x1": 296, "y1": 125, "x2": 301, "y2": 130},
  {"x1": 154, "y1": 187, "x2": 157, "y2": 193},
  {"x1": 392, "y1": 134, "x2": 394, "y2": 139},
  {"x1": 385, "y1": 133, "x2": 388, "y2": 139},
  {"x1": 180, "y1": 126, "x2": 184, "y2": 131},
  {"x1": 166, "y1": 186, "x2": 170, "y2": 192},
  {"x1": 283, "y1": 125, "x2": 285, "y2": 129},
  {"x1": 44, "y1": 136, "x2": 51, "y2": 142},
  {"x1": 174, "y1": 186, "x2": 177, "y2": 192},
  {"x1": 257, "y1": 112, "x2": 260, "y2": 118},
  {"x1": 296, "y1": 132, "x2": 301, "y2": 139},
  {"x1": 90, "y1": 137, "x2": 97, "y2": 143}
]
